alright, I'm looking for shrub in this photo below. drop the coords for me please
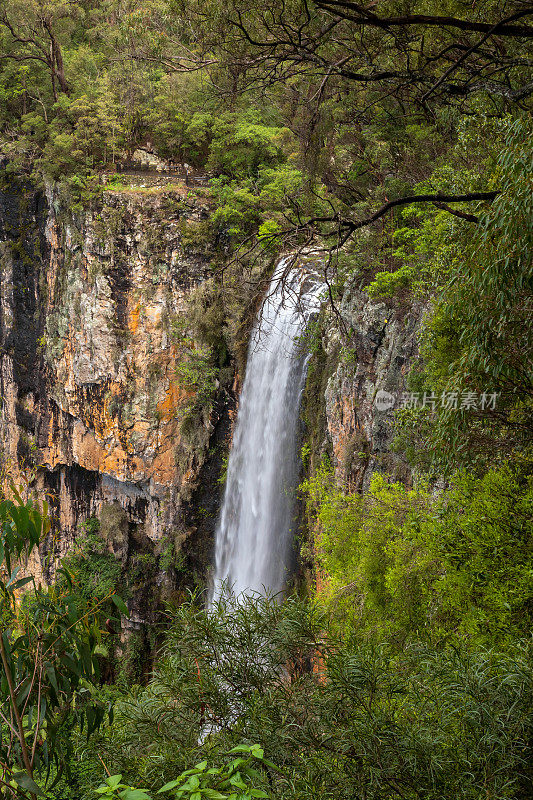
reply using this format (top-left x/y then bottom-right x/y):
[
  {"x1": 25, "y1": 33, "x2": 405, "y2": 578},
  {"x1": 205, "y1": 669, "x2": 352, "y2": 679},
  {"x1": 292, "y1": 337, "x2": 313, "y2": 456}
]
[{"x1": 303, "y1": 460, "x2": 533, "y2": 646}]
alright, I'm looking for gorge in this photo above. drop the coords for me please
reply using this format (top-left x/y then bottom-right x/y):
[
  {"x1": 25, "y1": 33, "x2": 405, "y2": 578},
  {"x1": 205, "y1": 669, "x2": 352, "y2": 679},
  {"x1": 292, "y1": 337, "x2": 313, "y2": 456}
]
[
  {"x1": 0, "y1": 2, "x2": 531, "y2": 795},
  {"x1": 0, "y1": 178, "x2": 421, "y2": 613}
]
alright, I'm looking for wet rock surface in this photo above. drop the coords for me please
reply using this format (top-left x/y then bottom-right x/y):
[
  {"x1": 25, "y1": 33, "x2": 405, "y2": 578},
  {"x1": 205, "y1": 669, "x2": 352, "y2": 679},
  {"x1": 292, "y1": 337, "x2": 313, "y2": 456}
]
[
  {"x1": 314, "y1": 283, "x2": 424, "y2": 491},
  {"x1": 0, "y1": 181, "x2": 228, "y2": 595}
]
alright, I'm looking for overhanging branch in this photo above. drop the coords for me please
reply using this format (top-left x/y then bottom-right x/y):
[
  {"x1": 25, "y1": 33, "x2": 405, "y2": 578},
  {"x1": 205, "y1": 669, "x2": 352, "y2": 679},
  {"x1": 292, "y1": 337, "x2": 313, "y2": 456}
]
[
  {"x1": 308, "y1": 191, "x2": 500, "y2": 240},
  {"x1": 315, "y1": 2, "x2": 533, "y2": 38}
]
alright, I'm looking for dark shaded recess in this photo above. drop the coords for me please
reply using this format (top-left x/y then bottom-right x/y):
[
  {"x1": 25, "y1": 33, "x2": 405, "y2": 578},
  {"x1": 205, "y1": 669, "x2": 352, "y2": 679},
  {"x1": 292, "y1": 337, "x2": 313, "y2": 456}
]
[
  {"x1": 15, "y1": 402, "x2": 35, "y2": 432},
  {"x1": 106, "y1": 248, "x2": 132, "y2": 330},
  {"x1": 56, "y1": 462, "x2": 99, "y2": 499},
  {"x1": 371, "y1": 322, "x2": 387, "y2": 359},
  {"x1": 0, "y1": 175, "x2": 51, "y2": 491},
  {"x1": 284, "y1": 403, "x2": 312, "y2": 595},
  {"x1": 17, "y1": 434, "x2": 34, "y2": 465},
  {"x1": 43, "y1": 462, "x2": 99, "y2": 524},
  {"x1": 43, "y1": 463, "x2": 151, "y2": 529},
  {"x1": 127, "y1": 493, "x2": 149, "y2": 522},
  {"x1": 0, "y1": 180, "x2": 48, "y2": 396},
  {"x1": 39, "y1": 463, "x2": 99, "y2": 580},
  {"x1": 181, "y1": 387, "x2": 237, "y2": 595}
]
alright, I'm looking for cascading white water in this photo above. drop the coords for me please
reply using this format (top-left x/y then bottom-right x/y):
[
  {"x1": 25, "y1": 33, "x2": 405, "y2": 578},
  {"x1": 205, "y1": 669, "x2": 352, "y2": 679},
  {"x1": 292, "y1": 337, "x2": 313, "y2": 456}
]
[{"x1": 211, "y1": 259, "x2": 323, "y2": 603}]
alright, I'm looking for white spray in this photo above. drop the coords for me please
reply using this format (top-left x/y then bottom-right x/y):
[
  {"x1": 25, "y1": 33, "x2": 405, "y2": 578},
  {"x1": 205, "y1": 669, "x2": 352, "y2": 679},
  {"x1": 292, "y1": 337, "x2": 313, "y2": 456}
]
[{"x1": 211, "y1": 259, "x2": 323, "y2": 602}]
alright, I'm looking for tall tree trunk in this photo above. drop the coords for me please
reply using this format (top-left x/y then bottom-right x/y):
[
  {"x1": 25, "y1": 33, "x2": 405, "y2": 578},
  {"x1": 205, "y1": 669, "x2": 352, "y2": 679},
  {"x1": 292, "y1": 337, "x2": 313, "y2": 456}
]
[
  {"x1": 45, "y1": 19, "x2": 69, "y2": 96},
  {"x1": 49, "y1": 43, "x2": 58, "y2": 101},
  {"x1": 53, "y1": 37, "x2": 69, "y2": 94}
]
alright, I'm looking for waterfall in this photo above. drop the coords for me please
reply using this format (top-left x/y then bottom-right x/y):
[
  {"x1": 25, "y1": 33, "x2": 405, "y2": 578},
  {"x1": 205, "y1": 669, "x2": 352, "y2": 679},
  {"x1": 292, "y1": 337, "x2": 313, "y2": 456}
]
[{"x1": 211, "y1": 259, "x2": 323, "y2": 603}]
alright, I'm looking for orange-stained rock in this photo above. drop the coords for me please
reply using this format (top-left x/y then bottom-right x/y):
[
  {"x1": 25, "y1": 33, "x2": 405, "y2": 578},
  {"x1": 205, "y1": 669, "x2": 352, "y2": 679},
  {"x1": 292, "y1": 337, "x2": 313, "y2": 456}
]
[
  {"x1": 128, "y1": 302, "x2": 141, "y2": 334},
  {"x1": 0, "y1": 185, "x2": 224, "y2": 573},
  {"x1": 322, "y1": 291, "x2": 423, "y2": 493}
]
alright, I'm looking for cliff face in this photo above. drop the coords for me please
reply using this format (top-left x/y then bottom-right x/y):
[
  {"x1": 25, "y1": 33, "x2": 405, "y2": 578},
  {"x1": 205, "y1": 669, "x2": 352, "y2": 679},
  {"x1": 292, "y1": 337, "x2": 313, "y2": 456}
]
[
  {"x1": 305, "y1": 280, "x2": 423, "y2": 492},
  {"x1": 0, "y1": 171, "x2": 423, "y2": 606},
  {"x1": 0, "y1": 178, "x2": 227, "y2": 586}
]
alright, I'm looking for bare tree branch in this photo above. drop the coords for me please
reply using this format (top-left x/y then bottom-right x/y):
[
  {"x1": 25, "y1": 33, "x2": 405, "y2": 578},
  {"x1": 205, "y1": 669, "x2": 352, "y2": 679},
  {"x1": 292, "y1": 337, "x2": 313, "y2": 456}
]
[
  {"x1": 315, "y1": 2, "x2": 533, "y2": 38},
  {"x1": 304, "y1": 191, "x2": 499, "y2": 239}
]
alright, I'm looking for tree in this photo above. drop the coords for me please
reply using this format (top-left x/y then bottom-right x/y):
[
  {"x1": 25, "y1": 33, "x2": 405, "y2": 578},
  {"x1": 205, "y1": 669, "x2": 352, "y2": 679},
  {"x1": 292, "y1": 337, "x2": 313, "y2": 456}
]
[
  {"x1": 0, "y1": 486, "x2": 121, "y2": 798},
  {"x1": 89, "y1": 595, "x2": 533, "y2": 800},
  {"x1": 0, "y1": 0, "x2": 81, "y2": 100},
  {"x1": 219, "y1": 0, "x2": 533, "y2": 106},
  {"x1": 389, "y1": 115, "x2": 533, "y2": 471}
]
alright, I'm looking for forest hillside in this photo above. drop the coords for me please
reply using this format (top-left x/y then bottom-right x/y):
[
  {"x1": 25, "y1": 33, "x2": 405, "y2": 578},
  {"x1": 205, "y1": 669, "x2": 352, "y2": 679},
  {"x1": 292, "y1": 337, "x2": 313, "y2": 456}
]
[{"x1": 0, "y1": 2, "x2": 531, "y2": 799}]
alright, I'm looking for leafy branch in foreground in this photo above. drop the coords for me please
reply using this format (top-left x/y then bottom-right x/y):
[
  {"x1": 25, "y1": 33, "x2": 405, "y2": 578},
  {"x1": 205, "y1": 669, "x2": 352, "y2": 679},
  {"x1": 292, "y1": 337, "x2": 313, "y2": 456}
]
[
  {"x1": 91, "y1": 595, "x2": 533, "y2": 800},
  {"x1": 0, "y1": 485, "x2": 124, "y2": 798},
  {"x1": 95, "y1": 744, "x2": 272, "y2": 800}
]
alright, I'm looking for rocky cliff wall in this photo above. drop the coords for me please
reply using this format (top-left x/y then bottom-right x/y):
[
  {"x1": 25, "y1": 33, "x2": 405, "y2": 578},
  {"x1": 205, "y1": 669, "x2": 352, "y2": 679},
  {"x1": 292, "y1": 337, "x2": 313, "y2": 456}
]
[
  {"x1": 0, "y1": 171, "x2": 424, "y2": 606},
  {"x1": 304, "y1": 279, "x2": 424, "y2": 492},
  {"x1": 0, "y1": 177, "x2": 230, "y2": 590}
]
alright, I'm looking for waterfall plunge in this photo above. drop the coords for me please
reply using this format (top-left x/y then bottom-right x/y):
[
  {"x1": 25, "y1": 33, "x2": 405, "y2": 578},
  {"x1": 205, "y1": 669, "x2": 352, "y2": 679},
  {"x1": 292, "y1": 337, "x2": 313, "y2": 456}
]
[{"x1": 211, "y1": 260, "x2": 323, "y2": 603}]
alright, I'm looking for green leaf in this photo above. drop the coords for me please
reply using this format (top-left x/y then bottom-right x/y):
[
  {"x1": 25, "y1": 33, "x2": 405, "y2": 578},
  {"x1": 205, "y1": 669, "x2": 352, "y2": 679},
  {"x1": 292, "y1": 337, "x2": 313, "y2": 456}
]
[
  {"x1": 17, "y1": 675, "x2": 33, "y2": 704},
  {"x1": 105, "y1": 774, "x2": 123, "y2": 790},
  {"x1": 229, "y1": 774, "x2": 246, "y2": 790},
  {"x1": 157, "y1": 780, "x2": 181, "y2": 793},
  {"x1": 58, "y1": 565, "x2": 73, "y2": 587},
  {"x1": 6, "y1": 566, "x2": 20, "y2": 588},
  {"x1": 111, "y1": 594, "x2": 129, "y2": 617},
  {"x1": 44, "y1": 662, "x2": 59, "y2": 695},
  {"x1": 12, "y1": 772, "x2": 44, "y2": 796},
  {"x1": 119, "y1": 790, "x2": 152, "y2": 800},
  {"x1": 11, "y1": 575, "x2": 34, "y2": 591}
]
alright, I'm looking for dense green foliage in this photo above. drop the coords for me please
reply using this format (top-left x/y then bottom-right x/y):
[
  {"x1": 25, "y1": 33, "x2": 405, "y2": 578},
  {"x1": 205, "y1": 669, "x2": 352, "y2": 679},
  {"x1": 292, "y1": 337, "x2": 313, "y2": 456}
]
[
  {"x1": 1, "y1": 1, "x2": 531, "y2": 798},
  {"x1": 381, "y1": 116, "x2": 533, "y2": 473},
  {"x1": 95, "y1": 745, "x2": 271, "y2": 800},
  {"x1": 1, "y1": 0, "x2": 529, "y2": 255},
  {"x1": 304, "y1": 460, "x2": 532, "y2": 646},
  {"x1": 0, "y1": 489, "x2": 119, "y2": 798},
  {"x1": 67, "y1": 597, "x2": 532, "y2": 800},
  {"x1": 61, "y1": 518, "x2": 123, "y2": 604}
]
